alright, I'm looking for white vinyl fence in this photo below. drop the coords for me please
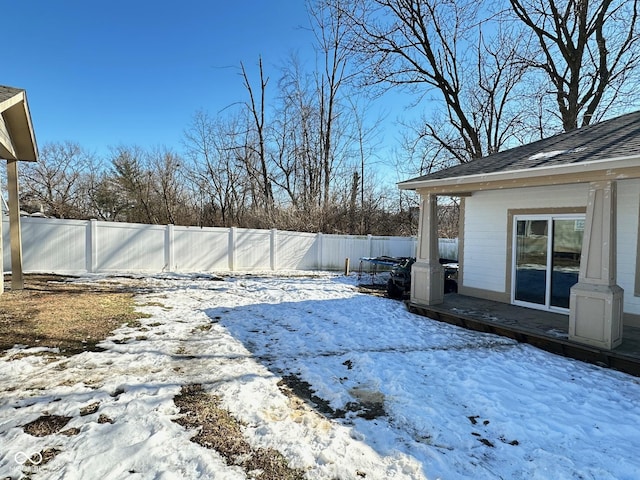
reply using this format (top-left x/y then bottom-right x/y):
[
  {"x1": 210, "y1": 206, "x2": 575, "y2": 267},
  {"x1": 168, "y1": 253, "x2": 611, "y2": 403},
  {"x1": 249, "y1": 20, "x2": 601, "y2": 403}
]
[{"x1": 2, "y1": 217, "x2": 458, "y2": 275}]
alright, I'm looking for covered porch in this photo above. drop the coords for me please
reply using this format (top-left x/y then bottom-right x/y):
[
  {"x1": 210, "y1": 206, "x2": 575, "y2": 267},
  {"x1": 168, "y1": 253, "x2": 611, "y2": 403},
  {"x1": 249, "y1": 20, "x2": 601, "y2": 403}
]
[
  {"x1": 399, "y1": 112, "x2": 640, "y2": 355},
  {"x1": 408, "y1": 293, "x2": 640, "y2": 377}
]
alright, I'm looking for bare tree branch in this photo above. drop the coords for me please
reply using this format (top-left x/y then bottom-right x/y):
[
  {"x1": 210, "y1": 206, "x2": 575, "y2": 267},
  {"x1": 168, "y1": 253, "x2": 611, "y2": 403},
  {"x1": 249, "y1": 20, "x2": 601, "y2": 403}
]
[{"x1": 509, "y1": 0, "x2": 640, "y2": 130}]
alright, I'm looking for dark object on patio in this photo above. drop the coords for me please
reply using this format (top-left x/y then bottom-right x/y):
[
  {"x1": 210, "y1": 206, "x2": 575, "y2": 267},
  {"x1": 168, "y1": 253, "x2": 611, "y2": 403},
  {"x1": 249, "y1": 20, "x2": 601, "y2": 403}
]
[
  {"x1": 386, "y1": 258, "x2": 458, "y2": 299},
  {"x1": 386, "y1": 257, "x2": 415, "y2": 299}
]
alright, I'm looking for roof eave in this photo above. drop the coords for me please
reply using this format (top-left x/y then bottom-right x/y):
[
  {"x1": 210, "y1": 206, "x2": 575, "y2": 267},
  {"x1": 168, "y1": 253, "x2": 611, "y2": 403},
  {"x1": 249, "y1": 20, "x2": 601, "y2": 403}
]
[
  {"x1": 0, "y1": 90, "x2": 38, "y2": 162},
  {"x1": 397, "y1": 155, "x2": 640, "y2": 192}
]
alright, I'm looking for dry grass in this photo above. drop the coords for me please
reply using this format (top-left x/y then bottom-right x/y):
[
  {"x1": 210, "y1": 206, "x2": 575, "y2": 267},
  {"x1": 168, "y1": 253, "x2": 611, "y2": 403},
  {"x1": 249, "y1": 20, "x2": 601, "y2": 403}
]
[
  {"x1": 0, "y1": 274, "x2": 145, "y2": 355},
  {"x1": 22, "y1": 415, "x2": 72, "y2": 437},
  {"x1": 174, "y1": 384, "x2": 305, "y2": 480}
]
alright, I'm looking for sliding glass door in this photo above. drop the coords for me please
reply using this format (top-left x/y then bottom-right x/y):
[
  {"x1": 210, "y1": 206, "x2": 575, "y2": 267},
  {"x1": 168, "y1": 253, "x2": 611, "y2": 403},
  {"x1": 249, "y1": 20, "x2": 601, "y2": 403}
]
[
  {"x1": 513, "y1": 215, "x2": 584, "y2": 311},
  {"x1": 514, "y1": 219, "x2": 548, "y2": 305}
]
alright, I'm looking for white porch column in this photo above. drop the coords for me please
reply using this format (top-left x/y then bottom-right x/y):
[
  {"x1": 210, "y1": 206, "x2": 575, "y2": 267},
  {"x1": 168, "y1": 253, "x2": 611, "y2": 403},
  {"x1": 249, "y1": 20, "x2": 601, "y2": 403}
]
[
  {"x1": 569, "y1": 180, "x2": 623, "y2": 349},
  {"x1": 410, "y1": 194, "x2": 444, "y2": 305}
]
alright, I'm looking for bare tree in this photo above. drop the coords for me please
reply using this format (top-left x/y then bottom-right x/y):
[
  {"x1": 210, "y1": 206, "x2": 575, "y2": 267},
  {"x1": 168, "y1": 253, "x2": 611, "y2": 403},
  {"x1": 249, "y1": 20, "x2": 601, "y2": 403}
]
[
  {"x1": 183, "y1": 111, "x2": 249, "y2": 227},
  {"x1": 437, "y1": 197, "x2": 460, "y2": 239},
  {"x1": 333, "y1": 0, "x2": 531, "y2": 168},
  {"x1": 240, "y1": 57, "x2": 274, "y2": 214},
  {"x1": 309, "y1": 0, "x2": 353, "y2": 217},
  {"x1": 344, "y1": 94, "x2": 385, "y2": 234},
  {"x1": 270, "y1": 81, "x2": 302, "y2": 209},
  {"x1": 147, "y1": 146, "x2": 190, "y2": 225},
  {"x1": 19, "y1": 141, "x2": 94, "y2": 218},
  {"x1": 509, "y1": 0, "x2": 640, "y2": 131},
  {"x1": 276, "y1": 55, "x2": 324, "y2": 217}
]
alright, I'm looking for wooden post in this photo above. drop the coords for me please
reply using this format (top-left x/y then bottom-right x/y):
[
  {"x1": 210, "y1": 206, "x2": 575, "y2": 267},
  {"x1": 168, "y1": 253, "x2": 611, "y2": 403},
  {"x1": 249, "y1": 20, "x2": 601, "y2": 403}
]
[
  {"x1": 344, "y1": 257, "x2": 350, "y2": 276},
  {"x1": 7, "y1": 160, "x2": 23, "y2": 290},
  {"x1": 0, "y1": 203, "x2": 3, "y2": 294}
]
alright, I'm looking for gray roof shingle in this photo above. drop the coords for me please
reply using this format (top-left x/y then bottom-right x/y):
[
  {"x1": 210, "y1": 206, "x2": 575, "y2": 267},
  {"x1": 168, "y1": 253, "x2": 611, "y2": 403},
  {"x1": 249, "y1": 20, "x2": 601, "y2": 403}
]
[
  {"x1": 401, "y1": 110, "x2": 640, "y2": 184},
  {"x1": 0, "y1": 85, "x2": 24, "y2": 104}
]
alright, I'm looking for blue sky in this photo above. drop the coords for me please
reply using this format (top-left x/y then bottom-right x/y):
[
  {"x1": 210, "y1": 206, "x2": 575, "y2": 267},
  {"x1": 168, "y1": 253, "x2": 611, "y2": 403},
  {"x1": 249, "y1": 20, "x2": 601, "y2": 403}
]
[{"x1": 4, "y1": 1, "x2": 318, "y2": 158}]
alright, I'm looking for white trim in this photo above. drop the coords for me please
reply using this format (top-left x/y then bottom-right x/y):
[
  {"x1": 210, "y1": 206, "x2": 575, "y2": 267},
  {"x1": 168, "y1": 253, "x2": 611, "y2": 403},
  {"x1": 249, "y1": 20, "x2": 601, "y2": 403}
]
[
  {"x1": 0, "y1": 89, "x2": 26, "y2": 113},
  {"x1": 398, "y1": 155, "x2": 640, "y2": 190},
  {"x1": 511, "y1": 213, "x2": 585, "y2": 313}
]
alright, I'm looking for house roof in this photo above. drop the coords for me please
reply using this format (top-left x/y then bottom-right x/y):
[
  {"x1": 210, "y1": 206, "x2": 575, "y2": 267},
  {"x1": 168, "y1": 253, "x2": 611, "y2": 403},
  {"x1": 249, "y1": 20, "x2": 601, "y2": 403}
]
[
  {"x1": 0, "y1": 85, "x2": 38, "y2": 162},
  {"x1": 398, "y1": 110, "x2": 640, "y2": 192},
  {"x1": 0, "y1": 85, "x2": 23, "y2": 103}
]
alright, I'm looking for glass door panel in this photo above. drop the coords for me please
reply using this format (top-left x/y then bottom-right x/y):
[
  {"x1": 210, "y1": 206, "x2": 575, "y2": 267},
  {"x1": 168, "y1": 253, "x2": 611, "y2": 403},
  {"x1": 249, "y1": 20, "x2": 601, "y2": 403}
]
[
  {"x1": 550, "y1": 219, "x2": 583, "y2": 308},
  {"x1": 514, "y1": 219, "x2": 548, "y2": 305}
]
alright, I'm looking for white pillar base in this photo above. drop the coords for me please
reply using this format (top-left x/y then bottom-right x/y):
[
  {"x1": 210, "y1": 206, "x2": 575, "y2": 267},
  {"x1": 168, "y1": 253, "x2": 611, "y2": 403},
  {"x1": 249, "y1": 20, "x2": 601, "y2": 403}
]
[
  {"x1": 569, "y1": 283, "x2": 624, "y2": 350},
  {"x1": 411, "y1": 261, "x2": 444, "y2": 306}
]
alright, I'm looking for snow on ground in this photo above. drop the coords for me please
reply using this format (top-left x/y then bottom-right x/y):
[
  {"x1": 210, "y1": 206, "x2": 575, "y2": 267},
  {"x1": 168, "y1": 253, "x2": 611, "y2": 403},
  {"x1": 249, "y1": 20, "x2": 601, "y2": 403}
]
[{"x1": 2, "y1": 273, "x2": 640, "y2": 479}]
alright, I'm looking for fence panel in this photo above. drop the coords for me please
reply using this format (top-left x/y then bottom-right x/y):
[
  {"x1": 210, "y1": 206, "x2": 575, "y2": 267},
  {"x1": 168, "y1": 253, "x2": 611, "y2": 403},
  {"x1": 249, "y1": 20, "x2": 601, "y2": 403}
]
[
  {"x1": 233, "y1": 228, "x2": 272, "y2": 271},
  {"x1": 5, "y1": 217, "x2": 87, "y2": 273},
  {"x1": 439, "y1": 238, "x2": 459, "y2": 261},
  {"x1": 276, "y1": 230, "x2": 318, "y2": 270},
  {"x1": 370, "y1": 236, "x2": 417, "y2": 259},
  {"x1": 172, "y1": 226, "x2": 229, "y2": 272},
  {"x1": 95, "y1": 222, "x2": 166, "y2": 272},
  {"x1": 318, "y1": 234, "x2": 367, "y2": 270},
  {"x1": 3, "y1": 217, "x2": 453, "y2": 274}
]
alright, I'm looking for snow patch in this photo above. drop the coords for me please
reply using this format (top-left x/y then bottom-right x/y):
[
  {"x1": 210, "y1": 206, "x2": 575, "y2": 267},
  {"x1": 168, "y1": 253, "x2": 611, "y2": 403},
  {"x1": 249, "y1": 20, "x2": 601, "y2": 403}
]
[
  {"x1": 528, "y1": 146, "x2": 587, "y2": 160},
  {"x1": 1, "y1": 273, "x2": 639, "y2": 479}
]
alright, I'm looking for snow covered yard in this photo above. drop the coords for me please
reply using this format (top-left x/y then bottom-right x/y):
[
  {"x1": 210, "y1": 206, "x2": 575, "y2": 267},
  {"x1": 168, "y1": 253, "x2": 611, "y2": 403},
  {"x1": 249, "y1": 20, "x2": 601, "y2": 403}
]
[{"x1": 2, "y1": 273, "x2": 640, "y2": 480}]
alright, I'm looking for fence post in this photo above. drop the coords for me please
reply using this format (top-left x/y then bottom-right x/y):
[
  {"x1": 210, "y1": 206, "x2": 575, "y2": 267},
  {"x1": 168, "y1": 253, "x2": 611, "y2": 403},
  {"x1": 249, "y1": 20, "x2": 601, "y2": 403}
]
[
  {"x1": 270, "y1": 228, "x2": 277, "y2": 271},
  {"x1": 367, "y1": 234, "x2": 373, "y2": 258},
  {"x1": 165, "y1": 224, "x2": 174, "y2": 272},
  {"x1": 228, "y1": 227, "x2": 236, "y2": 271},
  {"x1": 86, "y1": 219, "x2": 98, "y2": 273},
  {"x1": 316, "y1": 233, "x2": 323, "y2": 270}
]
